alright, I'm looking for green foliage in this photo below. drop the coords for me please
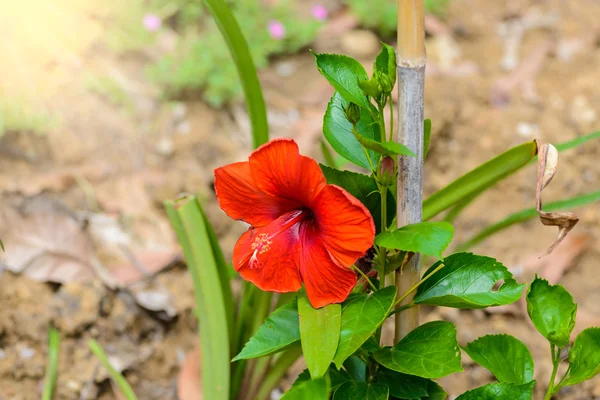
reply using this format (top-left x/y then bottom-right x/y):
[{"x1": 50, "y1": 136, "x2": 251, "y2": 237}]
[
  {"x1": 42, "y1": 327, "x2": 60, "y2": 400},
  {"x1": 0, "y1": 99, "x2": 55, "y2": 136},
  {"x1": 345, "y1": 0, "x2": 449, "y2": 37},
  {"x1": 333, "y1": 286, "x2": 397, "y2": 368},
  {"x1": 374, "y1": 321, "x2": 462, "y2": 379},
  {"x1": 282, "y1": 376, "x2": 330, "y2": 400},
  {"x1": 333, "y1": 381, "x2": 388, "y2": 400},
  {"x1": 374, "y1": 221, "x2": 454, "y2": 259},
  {"x1": 455, "y1": 381, "x2": 535, "y2": 400},
  {"x1": 423, "y1": 119, "x2": 432, "y2": 160},
  {"x1": 376, "y1": 368, "x2": 445, "y2": 399},
  {"x1": 298, "y1": 291, "x2": 341, "y2": 378},
  {"x1": 323, "y1": 92, "x2": 381, "y2": 170},
  {"x1": 414, "y1": 253, "x2": 525, "y2": 308},
  {"x1": 233, "y1": 300, "x2": 299, "y2": 361},
  {"x1": 463, "y1": 334, "x2": 534, "y2": 385},
  {"x1": 526, "y1": 277, "x2": 577, "y2": 347},
  {"x1": 374, "y1": 43, "x2": 396, "y2": 89},
  {"x1": 562, "y1": 328, "x2": 600, "y2": 386}
]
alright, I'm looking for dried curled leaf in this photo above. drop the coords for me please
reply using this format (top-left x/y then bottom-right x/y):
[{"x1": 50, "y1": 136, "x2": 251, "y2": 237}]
[{"x1": 535, "y1": 141, "x2": 579, "y2": 256}]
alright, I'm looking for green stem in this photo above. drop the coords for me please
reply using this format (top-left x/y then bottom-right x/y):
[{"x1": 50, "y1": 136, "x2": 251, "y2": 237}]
[
  {"x1": 354, "y1": 125, "x2": 377, "y2": 172},
  {"x1": 42, "y1": 327, "x2": 60, "y2": 400},
  {"x1": 203, "y1": 0, "x2": 269, "y2": 148},
  {"x1": 544, "y1": 344, "x2": 560, "y2": 400},
  {"x1": 393, "y1": 262, "x2": 445, "y2": 307},
  {"x1": 88, "y1": 339, "x2": 137, "y2": 400},
  {"x1": 387, "y1": 302, "x2": 415, "y2": 317},
  {"x1": 379, "y1": 184, "x2": 388, "y2": 281},
  {"x1": 351, "y1": 264, "x2": 377, "y2": 291},
  {"x1": 554, "y1": 363, "x2": 572, "y2": 393},
  {"x1": 255, "y1": 346, "x2": 303, "y2": 400}
]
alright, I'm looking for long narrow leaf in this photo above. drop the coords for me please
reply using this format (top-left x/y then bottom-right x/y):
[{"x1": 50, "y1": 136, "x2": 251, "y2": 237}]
[
  {"x1": 442, "y1": 131, "x2": 600, "y2": 222},
  {"x1": 165, "y1": 196, "x2": 230, "y2": 400},
  {"x1": 423, "y1": 142, "x2": 537, "y2": 221},
  {"x1": 458, "y1": 190, "x2": 600, "y2": 251},
  {"x1": 42, "y1": 327, "x2": 60, "y2": 400},
  {"x1": 88, "y1": 339, "x2": 137, "y2": 400},
  {"x1": 203, "y1": 0, "x2": 268, "y2": 148}
]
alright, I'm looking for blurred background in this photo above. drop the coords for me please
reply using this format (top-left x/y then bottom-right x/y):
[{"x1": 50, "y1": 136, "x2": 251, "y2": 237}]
[{"x1": 0, "y1": 0, "x2": 599, "y2": 399}]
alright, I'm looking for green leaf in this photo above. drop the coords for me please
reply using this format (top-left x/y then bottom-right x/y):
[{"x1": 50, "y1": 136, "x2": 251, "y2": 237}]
[
  {"x1": 425, "y1": 381, "x2": 447, "y2": 400},
  {"x1": 298, "y1": 291, "x2": 341, "y2": 378},
  {"x1": 376, "y1": 368, "x2": 429, "y2": 399},
  {"x1": 282, "y1": 376, "x2": 330, "y2": 400},
  {"x1": 233, "y1": 300, "x2": 299, "y2": 361},
  {"x1": 165, "y1": 197, "x2": 230, "y2": 400},
  {"x1": 320, "y1": 165, "x2": 394, "y2": 232},
  {"x1": 562, "y1": 328, "x2": 600, "y2": 386},
  {"x1": 0, "y1": 238, "x2": 4, "y2": 252},
  {"x1": 203, "y1": 0, "x2": 268, "y2": 148},
  {"x1": 455, "y1": 381, "x2": 535, "y2": 400},
  {"x1": 374, "y1": 321, "x2": 462, "y2": 379},
  {"x1": 333, "y1": 286, "x2": 396, "y2": 367},
  {"x1": 312, "y1": 52, "x2": 370, "y2": 109},
  {"x1": 293, "y1": 367, "x2": 352, "y2": 392},
  {"x1": 323, "y1": 92, "x2": 381, "y2": 170},
  {"x1": 354, "y1": 132, "x2": 416, "y2": 157},
  {"x1": 414, "y1": 253, "x2": 525, "y2": 309},
  {"x1": 374, "y1": 42, "x2": 396, "y2": 87},
  {"x1": 526, "y1": 277, "x2": 577, "y2": 347},
  {"x1": 343, "y1": 355, "x2": 368, "y2": 382},
  {"x1": 423, "y1": 141, "x2": 538, "y2": 220},
  {"x1": 333, "y1": 381, "x2": 389, "y2": 400},
  {"x1": 374, "y1": 222, "x2": 454, "y2": 259},
  {"x1": 463, "y1": 334, "x2": 534, "y2": 385},
  {"x1": 458, "y1": 190, "x2": 600, "y2": 251},
  {"x1": 423, "y1": 119, "x2": 431, "y2": 160}
]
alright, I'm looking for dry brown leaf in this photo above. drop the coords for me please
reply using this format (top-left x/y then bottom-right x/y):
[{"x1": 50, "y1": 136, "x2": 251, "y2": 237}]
[
  {"x1": 178, "y1": 346, "x2": 203, "y2": 400},
  {"x1": 535, "y1": 141, "x2": 579, "y2": 256}
]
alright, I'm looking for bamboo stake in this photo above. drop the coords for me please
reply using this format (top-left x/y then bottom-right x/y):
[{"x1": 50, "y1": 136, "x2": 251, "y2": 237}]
[{"x1": 395, "y1": 0, "x2": 426, "y2": 342}]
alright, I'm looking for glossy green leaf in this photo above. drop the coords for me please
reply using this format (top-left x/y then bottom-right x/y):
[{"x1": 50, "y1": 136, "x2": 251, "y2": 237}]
[
  {"x1": 203, "y1": 0, "x2": 268, "y2": 148},
  {"x1": 293, "y1": 368, "x2": 352, "y2": 393},
  {"x1": 423, "y1": 141, "x2": 537, "y2": 220},
  {"x1": 354, "y1": 132, "x2": 416, "y2": 157},
  {"x1": 414, "y1": 253, "x2": 525, "y2": 309},
  {"x1": 458, "y1": 190, "x2": 600, "y2": 251},
  {"x1": 333, "y1": 286, "x2": 396, "y2": 367},
  {"x1": 562, "y1": 328, "x2": 600, "y2": 386},
  {"x1": 425, "y1": 381, "x2": 448, "y2": 400},
  {"x1": 333, "y1": 381, "x2": 389, "y2": 400},
  {"x1": 463, "y1": 334, "x2": 534, "y2": 384},
  {"x1": 343, "y1": 355, "x2": 368, "y2": 382},
  {"x1": 374, "y1": 321, "x2": 462, "y2": 379},
  {"x1": 282, "y1": 376, "x2": 330, "y2": 400},
  {"x1": 320, "y1": 165, "x2": 394, "y2": 232},
  {"x1": 455, "y1": 381, "x2": 535, "y2": 400},
  {"x1": 165, "y1": 197, "x2": 230, "y2": 400},
  {"x1": 374, "y1": 42, "x2": 396, "y2": 87},
  {"x1": 375, "y1": 222, "x2": 454, "y2": 259},
  {"x1": 298, "y1": 291, "x2": 341, "y2": 378},
  {"x1": 233, "y1": 300, "x2": 299, "y2": 361},
  {"x1": 323, "y1": 92, "x2": 380, "y2": 170},
  {"x1": 423, "y1": 119, "x2": 431, "y2": 160},
  {"x1": 376, "y1": 368, "x2": 429, "y2": 399},
  {"x1": 312, "y1": 52, "x2": 371, "y2": 109},
  {"x1": 526, "y1": 277, "x2": 577, "y2": 347}
]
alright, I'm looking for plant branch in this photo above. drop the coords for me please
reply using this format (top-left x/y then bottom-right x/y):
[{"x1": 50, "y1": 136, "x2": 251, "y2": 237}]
[{"x1": 544, "y1": 344, "x2": 561, "y2": 400}]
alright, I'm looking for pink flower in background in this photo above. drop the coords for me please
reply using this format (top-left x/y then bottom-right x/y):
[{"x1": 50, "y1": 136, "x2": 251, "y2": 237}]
[
  {"x1": 143, "y1": 14, "x2": 162, "y2": 32},
  {"x1": 311, "y1": 4, "x2": 328, "y2": 21},
  {"x1": 268, "y1": 20, "x2": 286, "y2": 40}
]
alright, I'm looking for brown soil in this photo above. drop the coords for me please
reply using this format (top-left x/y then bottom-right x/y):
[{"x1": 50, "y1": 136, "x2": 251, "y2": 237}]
[{"x1": 1, "y1": 0, "x2": 599, "y2": 399}]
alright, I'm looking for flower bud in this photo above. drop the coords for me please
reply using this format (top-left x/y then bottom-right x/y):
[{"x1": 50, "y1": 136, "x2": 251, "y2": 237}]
[
  {"x1": 344, "y1": 102, "x2": 361, "y2": 125},
  {"x1": 379, "y1": 156, "x2": 395, "y2": 186},
  {"x1": 377, "y1": 72, "x2": 393, "y2": 94},
  {"x1": 358, "y1": 77, "x2": 381, "y2": 98}
]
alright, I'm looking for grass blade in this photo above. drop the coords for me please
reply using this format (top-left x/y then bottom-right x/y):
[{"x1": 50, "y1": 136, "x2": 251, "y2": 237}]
[
  {"x1": 165, "y1": 196, "x2": 231, "y2": 400},
  {"x1": 458, "y1": 190, "x2": 600, "y2": 251},
  {"x1": 42, "y1": 327, "x2": 60, "y2": 400},
  {"x1": 423, "y1": 142, "x2": 538, "y2": 221},
  {"x1": 88, "y1": 339, "x2": 137, "y2": 400},
  {"x1": 203, "y1": 0, "x2": 268, "y2": 148}
]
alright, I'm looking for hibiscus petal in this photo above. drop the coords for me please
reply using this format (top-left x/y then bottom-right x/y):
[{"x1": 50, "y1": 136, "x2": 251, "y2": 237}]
[
  {"x1": 298, "y1": 225, "x2": 357, "y2": 308},
  {"x1": 233, "y1": 212, "x2": 303, "y2": 293},
  {"x1": 249, "y1": 138, "x2": 326, "y2": 208},
  {"x1": 313, "y1": 185, "x2": 375, "y2": 267},
  {"x1": 214, "y1": 161, "x2": 298, "y2": 227}
]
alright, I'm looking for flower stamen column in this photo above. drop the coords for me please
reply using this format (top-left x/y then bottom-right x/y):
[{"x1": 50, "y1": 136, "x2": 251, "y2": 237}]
[{"x1": 395, "y1": 0, "x2": 426, "y2": 342}]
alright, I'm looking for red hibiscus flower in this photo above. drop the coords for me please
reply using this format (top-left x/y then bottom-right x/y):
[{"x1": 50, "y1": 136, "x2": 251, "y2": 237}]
[{"x1": 214, "y1": 138, "x2": 375, "y2": 308}]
